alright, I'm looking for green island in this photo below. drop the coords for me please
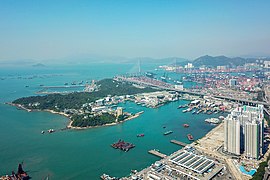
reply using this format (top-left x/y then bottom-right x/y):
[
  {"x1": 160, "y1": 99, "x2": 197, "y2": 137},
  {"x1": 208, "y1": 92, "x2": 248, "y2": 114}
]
[{"x1": 12, "y1": 78, "x2": 157, "y2": 128}]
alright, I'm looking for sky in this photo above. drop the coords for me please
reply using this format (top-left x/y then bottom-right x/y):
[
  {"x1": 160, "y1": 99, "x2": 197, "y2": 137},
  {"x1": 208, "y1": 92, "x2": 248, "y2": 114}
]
[{"x1": 0, "y1": 0, "x2": 270, "y2": 61}]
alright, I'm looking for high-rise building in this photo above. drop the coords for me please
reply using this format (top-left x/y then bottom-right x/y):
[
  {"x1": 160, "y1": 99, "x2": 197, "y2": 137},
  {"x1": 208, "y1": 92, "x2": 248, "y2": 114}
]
[
  {"x1": 116, "y1": 107, "x2": 123, "y2": 117},
  {"x1": 245, "y1": 122, "x2": 260, "y2": 159},
  {"x1": 224, "y1": 105, "x2": 264, "y2": 159},
  {"x1": 224, "y1": 115, "x2": 241, "y2": 155},
  {"x1": 229, "y1": 79, "x2": 237, "y2": 87}
]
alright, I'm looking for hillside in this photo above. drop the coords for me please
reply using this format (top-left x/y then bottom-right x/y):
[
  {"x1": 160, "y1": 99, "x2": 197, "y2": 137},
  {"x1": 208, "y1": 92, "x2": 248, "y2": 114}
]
[{"x1": 192, "y1": 55, "x2": 256, "y2": 67}]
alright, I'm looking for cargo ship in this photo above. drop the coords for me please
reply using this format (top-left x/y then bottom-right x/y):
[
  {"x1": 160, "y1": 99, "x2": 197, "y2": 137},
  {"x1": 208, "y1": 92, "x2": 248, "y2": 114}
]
[
  {"x1": 111, "y1": 139, "x2": 135, "y2": 152},
  {"x1": 187, "y1": 134, "x2": 194, "y2": 141},
  {"x1": 164, "y1": 130, "x2": 173, "y2": 135}
]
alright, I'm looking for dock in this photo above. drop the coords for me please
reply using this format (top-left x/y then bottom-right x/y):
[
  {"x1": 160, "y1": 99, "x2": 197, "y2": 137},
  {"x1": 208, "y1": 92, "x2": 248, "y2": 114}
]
[
  {"x1": 148, "y1": 150, "x2": 167, "y2": 158},
  {"x1": 170, "y1": 140, "x2": 187, "y2": 147}
]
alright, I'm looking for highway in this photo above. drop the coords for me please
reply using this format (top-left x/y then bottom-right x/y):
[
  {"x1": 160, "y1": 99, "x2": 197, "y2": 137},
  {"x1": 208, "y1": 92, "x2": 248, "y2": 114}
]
[{"x1": 116, "y1": 76, "x2": 270, "y2": 106}]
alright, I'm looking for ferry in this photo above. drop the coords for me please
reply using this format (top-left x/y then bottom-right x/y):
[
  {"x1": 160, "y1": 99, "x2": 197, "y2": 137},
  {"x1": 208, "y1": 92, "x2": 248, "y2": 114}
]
[
  {"x1": 187, "y1": 134, "x2": 194, "y2": 141},
  {"x1": 164, "y1": 130, "x2": 173, "y2": 135}
]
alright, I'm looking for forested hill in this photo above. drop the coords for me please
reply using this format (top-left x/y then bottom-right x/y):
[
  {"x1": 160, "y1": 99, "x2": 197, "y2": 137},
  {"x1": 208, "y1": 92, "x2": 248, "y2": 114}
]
[
  {"x1": 12, "y1": 78, "x2": 157, "y2": 111},
  {"x1": 192, "y1": 55, "x2": 256, "y2": 67}
]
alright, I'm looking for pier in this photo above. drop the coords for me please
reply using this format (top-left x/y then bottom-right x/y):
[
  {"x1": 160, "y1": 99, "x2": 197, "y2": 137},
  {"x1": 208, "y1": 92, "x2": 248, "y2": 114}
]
[
  {"x1": 148, "y1": 150, "x2": 167, "y2": 158},
  {"x1": 170, "y1": 139, "x2": 187, "y2": 147}
]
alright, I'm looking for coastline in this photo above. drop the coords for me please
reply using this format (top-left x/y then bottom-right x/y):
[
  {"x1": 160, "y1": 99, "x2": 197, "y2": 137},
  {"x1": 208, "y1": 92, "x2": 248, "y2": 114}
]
[
  {"x1": 66, "y1": 111, "x2": 144, "y2": 130},
  {"x1": 7, "y1": 102, "x2": 143, "y2": 130}
]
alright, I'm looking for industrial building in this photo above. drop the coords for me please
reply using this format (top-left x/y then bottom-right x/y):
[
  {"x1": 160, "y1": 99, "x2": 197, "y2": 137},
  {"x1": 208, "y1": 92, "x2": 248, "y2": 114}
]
[{"x1": 169, "y1": 150, "x2": 215, "y2": 174}]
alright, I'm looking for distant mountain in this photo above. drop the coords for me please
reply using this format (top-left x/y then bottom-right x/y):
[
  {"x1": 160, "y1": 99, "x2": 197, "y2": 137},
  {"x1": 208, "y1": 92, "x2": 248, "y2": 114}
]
[
  {"x1": 32, "y1": 63, "x2": 46, "y2": 67},
  {"x1": 192, "y1": 55, "x2": 256, "y2": 67}
]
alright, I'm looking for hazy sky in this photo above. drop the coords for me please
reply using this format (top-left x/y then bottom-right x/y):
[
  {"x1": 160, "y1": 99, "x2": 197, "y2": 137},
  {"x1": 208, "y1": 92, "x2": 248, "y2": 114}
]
[{"x1": 0, "y1": 0, "x2": 270, "y2": 61}]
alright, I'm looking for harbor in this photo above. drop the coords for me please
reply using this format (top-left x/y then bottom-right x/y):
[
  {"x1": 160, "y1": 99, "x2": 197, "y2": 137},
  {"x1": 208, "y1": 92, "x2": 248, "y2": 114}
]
[
  {"x1": 2, "y1": 63, "x2": 267, "y2": 179},
  {"x1": 148, "y1": 150, "x2": 167, "y2": 159},
  {"x1": 170, "y1": 140, "x2": 187, "y2": 147}
]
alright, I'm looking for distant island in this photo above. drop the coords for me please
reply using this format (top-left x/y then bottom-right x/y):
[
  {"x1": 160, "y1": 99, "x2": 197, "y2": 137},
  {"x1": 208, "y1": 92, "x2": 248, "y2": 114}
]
[
  {"x1": 10, "y1": 78, "x2": 157, "y2": 128},
  {"x1": 32, "y1": 63, "x2": 46, "y2": 67}
]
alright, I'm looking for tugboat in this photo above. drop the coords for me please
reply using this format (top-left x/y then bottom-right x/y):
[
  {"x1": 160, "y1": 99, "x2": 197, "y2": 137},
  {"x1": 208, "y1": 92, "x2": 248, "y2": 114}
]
[
  {"x1": 183, "y1": 124, "x2": 189, "y2": 128},
  {"x1": 136, "y1": 134, "x2": 144, "y2": 137},
  {"x1": 163, "y1": 130, "x2": 173, "y2": 135},
  {"x1": 187, "y1": 134, "x2": 194, "y2": 141}
]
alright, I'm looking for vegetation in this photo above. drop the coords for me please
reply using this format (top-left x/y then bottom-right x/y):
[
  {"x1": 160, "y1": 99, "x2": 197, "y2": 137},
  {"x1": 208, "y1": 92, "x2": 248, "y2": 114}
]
[
  {"x1": 192, "y1": 55, "x2": 257, "y2": 68},
  {"x1": 12, "y1": 78, "x2": 155, "y2": 127},
  {"x1": 252, "y1": 157, "x2": 269, "y2": 180},
  {"x1": 12, "y1": 78, "x2": 157, "y2": 111},
  {"x1": 71, "y1": 113, "x2": 116, "y2": 127},
  {"x1": 117, "y1": 114, "x2": 128, "y2": 122}
]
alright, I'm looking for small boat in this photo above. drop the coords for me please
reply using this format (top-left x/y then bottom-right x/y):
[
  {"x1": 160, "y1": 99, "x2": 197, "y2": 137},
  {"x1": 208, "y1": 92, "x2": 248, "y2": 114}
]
[
  {"x1": 164, "y1": 130, "x2": 173, "y2": 135},
  {"x1": 182, "y1": 110, "x2": 187, "y2": 113},
  {"x1": 64, "y1": 83, "x2": 68, "y2": 85},
  {"x1": 192, "y1": 110, "x2": 196, "y2": 114},
  {"x1": 41, "y1": 131, "x2": 45, "y2": 134},
  {"x1": 177, "y1": 105, "x2": 183, "y2": 109},
  {"x1": 163, "y1": 126, "x2": 166, "y2": 128},
  {"x1": 183, "y1": 124, "x2": 189, "y2": 128},
  {"x1": 187, "y1": 134, "x2": 194, "y2": 141},
  {"x1": 47, "y1": 129, "x2": 55, "y2": 133},
  {"x1": 137, "y1": 134, "x2": 144, "y2": 137},
  {"x1": 131, "y1": 170, "x2": 137, "y2": 174},
  {"x1": 100, "y1": 174, "x2": 112, "y2": 180}
]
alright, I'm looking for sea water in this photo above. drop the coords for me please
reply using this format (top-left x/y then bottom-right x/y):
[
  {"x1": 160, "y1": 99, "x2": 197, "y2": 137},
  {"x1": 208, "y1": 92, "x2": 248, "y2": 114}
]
[{"x1": 0, "y1": 63, "x2": 218, "y2": 179}]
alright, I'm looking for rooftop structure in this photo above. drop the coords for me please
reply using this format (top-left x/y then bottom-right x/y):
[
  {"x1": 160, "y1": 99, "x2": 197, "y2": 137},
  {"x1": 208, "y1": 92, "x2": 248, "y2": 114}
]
[{"x1": 169, "y1": 150, "x2": 215, "y2": 174}]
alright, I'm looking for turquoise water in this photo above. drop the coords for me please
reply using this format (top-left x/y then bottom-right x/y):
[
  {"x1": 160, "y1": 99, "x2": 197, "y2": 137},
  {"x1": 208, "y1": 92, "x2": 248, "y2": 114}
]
[
  {"x1": 239, "y1": 166, "x2": 256, "y2": 176},
  {"x1": 0, "y1": 63, "x2": 219, "y2": 179}
]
